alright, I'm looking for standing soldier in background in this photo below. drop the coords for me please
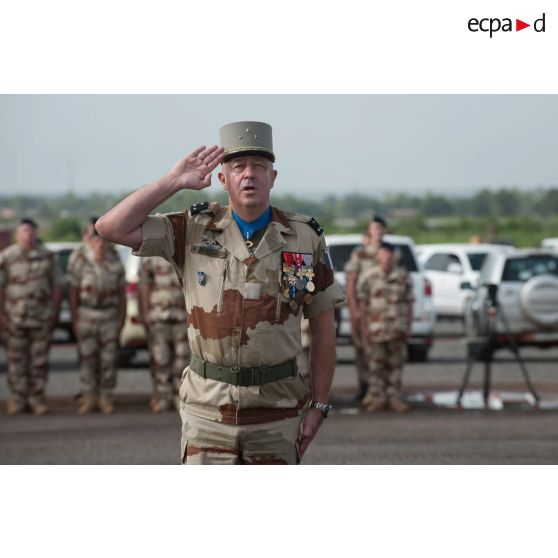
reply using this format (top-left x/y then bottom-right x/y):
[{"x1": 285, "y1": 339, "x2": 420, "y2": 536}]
[
  {"x1": 344, "y1": 215, "x2": 388, "y2": 400},
  {"x1": 0, "y1": 218, "x2": 61, "y2": 415},
  {"x1": 138, "y1": 256, "x2": 190, "y2": 413},
  {"x1": 356, "y1": 241, "x2": 413, "y2": 413},
  {"x1": 68, "y1": 224, "x2": 126, "y2": 414}
]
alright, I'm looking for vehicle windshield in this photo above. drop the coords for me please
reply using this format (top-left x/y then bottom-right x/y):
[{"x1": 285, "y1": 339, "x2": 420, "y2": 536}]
[
  {"x1": 328, "y1": 243, "x2": 418, "y2": 272},
  {"x1": 467, "y1": 252, "x2": 488, "y2": 271},
  {"x1": 501, "y1": 256, "x2": 558, "y2": 282}
]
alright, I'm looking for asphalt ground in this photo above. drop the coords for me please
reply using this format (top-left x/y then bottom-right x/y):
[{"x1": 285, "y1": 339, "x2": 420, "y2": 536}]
[{"x1": 1, "y1": 320, "x2": 557, "y2": 464}]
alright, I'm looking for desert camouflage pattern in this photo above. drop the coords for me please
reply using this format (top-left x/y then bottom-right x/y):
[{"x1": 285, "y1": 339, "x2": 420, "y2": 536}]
[
  {"x1": 0, "y1": 244, "x2": 60, "y2": 327},
  {"x1": 5, "y1": 323, "x2": 51, "y2": 399},
  {"x1": 362, "y1": 339, "x2": 407, "y2": 404},
  {"x1": 180, "y1": 409, "x2": 301, "y2": 464},
  {"x1": 68, "y1": 245, "x2": 126, "y2": 309},
  {"x1": 356, "y1": 263, "x2": 414, "y2": 343},
  {"x1": 138, "y1": 257, "x2": 190, "y2": 398},
  {"x1": 137, "y1": 256, "x2": 187, "y2": 322},
  {"x1": 134, "y1": 204, "x2": 344, "y2": 425},
  {"x1": 75, "y1": 307, "x2": 120, "y2": 393},
  {"x1": 68, "y1": 246, "x2": 125, "y2": 394},
  {"x1": 148, "y1": 321, "x2": 190, "y2": 397}
]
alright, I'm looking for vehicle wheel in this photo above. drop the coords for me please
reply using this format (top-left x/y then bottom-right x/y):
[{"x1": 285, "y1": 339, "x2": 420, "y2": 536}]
[{"x1": 407, "y1": 345, "x2": 429, "y2": 362}]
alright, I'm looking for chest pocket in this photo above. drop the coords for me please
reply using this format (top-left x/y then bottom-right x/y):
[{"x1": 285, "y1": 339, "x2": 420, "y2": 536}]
[{"x1": 185, "y1": 251, "x2": 228, "y2": 313}]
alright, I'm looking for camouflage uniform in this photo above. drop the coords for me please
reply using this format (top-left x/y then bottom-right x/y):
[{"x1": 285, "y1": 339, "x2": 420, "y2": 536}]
[
  {"x1": 133, "y1": 204, "x2": 343, "y2": 464},
  {"x1": 0, "y1": 243, "x2": 60, "y2": 406},
  {"x1": 138, "y1": 256, "x2": 190, "y2": 408},
  {"x1": 356, "y1": 262, "x2": 413, "y2": 406},
  {"x1": 68, "y1": 245, "x2": 125, "y2": 397},
  {"x1": 344, "y1": 244, "x2": 380, "y2": 388}
]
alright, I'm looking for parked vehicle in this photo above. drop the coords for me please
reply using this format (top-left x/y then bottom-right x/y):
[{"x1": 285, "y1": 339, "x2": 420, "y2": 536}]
[
  {"x1": 45, "y1": 241, "x2": 81, "y2": 340},
  {"x1": 325, "y1": 234, "x2": 436, "y2": 362},
  {"x1": 117, "y1": 246, "x2": 147, "y2": 365},
  {"x1": 540, "y1": 238, "x2": 558, "y2": 252},
  {"x1": 463, "y1": 250, "x2": 558, "y2": 358},
  {"x1": 416, "y1": 243, "x2": 514, "y2": 319}
]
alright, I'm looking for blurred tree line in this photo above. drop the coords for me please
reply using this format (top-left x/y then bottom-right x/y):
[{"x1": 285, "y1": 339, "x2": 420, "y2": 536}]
[{"x1": 1, "y1": 187, "x2": 557, "y2": 246}]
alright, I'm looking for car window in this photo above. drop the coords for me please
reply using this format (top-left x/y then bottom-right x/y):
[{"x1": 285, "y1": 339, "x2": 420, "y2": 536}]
[
  {"x1": 501, "y1": 256, "x2": 558, "y2": 282},
  {"x1": 425, "y1": 252, "x2": 460, "y2": 272},
  {"x1": 329, "y1": 243, "x2": 418, "y2": 272},
  {"x1": 467, "y1": 252, "x2": 488, "y2": 271}
]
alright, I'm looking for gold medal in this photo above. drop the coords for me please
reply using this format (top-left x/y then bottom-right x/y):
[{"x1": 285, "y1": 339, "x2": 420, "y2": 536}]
[
  {"x1": 304, "y1": 293, "x2": 313, "y2": 304},
  {"x1": 306, "y1": 281, "x2": 315, "y2": 293},
  {"x1": 290, "y1": 300, "x2": 298, "y2": 312}
]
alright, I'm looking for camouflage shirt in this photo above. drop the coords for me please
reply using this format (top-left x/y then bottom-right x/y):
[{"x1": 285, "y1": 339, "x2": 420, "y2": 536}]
[
  {"x1": 0, "y1": 243, "x2": 61, "y2": 327},
  {"x1": 137, "y1": 256, "x2": 186, "y2": 323},
  {"x1": 133, "y1": 204, "x2": 344, "y2": 424},
  {"x1": 356, "y1": 263, "x2": 414, "y2": 342},
  {"x1": 68, "y1": 245, "x2": 125, "y2": 308}
]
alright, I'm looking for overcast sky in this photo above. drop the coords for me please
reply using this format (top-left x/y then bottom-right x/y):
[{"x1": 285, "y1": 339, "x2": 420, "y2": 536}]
[{"x1": 1, "y1": 95, "x2": 557, "y2": 198}]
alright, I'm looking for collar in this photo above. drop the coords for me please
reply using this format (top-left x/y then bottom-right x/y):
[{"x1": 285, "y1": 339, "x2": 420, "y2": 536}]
[{"x1": 231, "y1": 206, "x2": 272, "y2": 241}]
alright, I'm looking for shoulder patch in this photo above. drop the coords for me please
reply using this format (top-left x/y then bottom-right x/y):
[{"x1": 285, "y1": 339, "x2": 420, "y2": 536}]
[
  {"x1": 307, "y1": 217, "x2": 324, "y2": 237},
  {"x1": 189, "y1": 201, "x2": 209, "y2": 215}
]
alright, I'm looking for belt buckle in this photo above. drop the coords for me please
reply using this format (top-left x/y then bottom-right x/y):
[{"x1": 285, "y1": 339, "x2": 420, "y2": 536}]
[{"x1": 231, "y1": 365, "x2": 240, "y2": 386}]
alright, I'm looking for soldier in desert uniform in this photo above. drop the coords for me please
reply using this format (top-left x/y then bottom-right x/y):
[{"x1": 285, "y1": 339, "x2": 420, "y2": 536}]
[
  {"x1": 96, "y1": 121, "x2": 344, "y2": 464},
  {"x1": 138, "y1": 256, "x2": 190, "y2": 412},
  {"x1": 356, "y1": 241, "x2": 413, "y2": 413},
  {"x1": 0, "y1": 218, "x2": 62, "y2": 415}
]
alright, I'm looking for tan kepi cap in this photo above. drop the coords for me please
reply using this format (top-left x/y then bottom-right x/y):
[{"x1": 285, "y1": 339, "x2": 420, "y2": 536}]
[{"x1": 219, "y1": 121, "x2": 275, "y2": 163}]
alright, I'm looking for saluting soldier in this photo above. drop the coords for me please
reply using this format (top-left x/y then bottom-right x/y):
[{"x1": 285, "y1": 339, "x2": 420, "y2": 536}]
[
  {"x1": 356, "y1": 241, "x2": 413, "y2": 412},
  {"x1": 68, "y1": 223, "x2": 126, "y2": 414},
  {"x1": 96, "y1": 121, "x2": 344, "y2": 464},
  {"x1": 344, "y1": 215, "x2": 389, "y2": 400},
  {"x1": 0, "y1": 218, "x2": 62, "y2": 415},
  {"x1": 138, "y1": 256, "x2": 190, "y2": 413}
]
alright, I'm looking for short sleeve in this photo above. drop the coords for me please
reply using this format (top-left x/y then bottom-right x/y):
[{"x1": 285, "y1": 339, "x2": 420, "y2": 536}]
[
  {"x1": 132, "y1": 214, "x2": 176, "y2": 261},
  {"x1": 303, "y1": 237, "x2": 345, "y2": 319},
  {"x1": 67, "y1": 249, "x2": 82, "y2": 287},
  {"x1": 344, "y1": 247, "x2": 361, "y2": 274}
]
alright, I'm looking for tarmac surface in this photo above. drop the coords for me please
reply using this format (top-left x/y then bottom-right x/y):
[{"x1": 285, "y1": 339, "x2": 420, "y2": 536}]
[{"x1": 1, "y1": 321, "x2": 557, "y2": 464}]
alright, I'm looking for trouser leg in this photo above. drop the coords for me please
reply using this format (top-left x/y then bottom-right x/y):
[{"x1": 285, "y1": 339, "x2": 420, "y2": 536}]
[
  {"x1": 385, "y1": 339, "x2": 407, "y2": 401},
  {"x1": 6, "y1": 325, "x2": 31, "y2": 398},
  {"x1": 76, "y1": 318, "x2": 99, "y2": 394},
  {"x1": 363, "y1": 341, "x2": 388, "y2": 404},
  {"x1": 28, "y1": 324, "x2": 52, "y2": 399}
]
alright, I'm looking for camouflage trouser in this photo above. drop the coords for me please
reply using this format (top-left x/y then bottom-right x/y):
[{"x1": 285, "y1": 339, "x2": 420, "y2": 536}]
[
  {"x1": 180, "y1": 410, "x2": 302, "y2": 465},
  {"x1": 363, "y1": 339, "x2": 407, "y2": 403},
  {"x1": 6, "y1": 323, "x2": 52, "y2": 400},
  {"x1": 147, "y1": 321, "x2": 190, "y2": 398},
  {"x1": 76, "y1": 307, "x2": 120, "y2": 394},
  {"x1": 353, "y1": 334, "x2": 369, "y2": 385}
]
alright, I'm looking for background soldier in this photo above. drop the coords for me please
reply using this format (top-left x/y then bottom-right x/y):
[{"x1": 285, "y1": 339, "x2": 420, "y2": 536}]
[
  {"x1": 356, "y1": 241, "x2": 413, "y2": 413},
  {"x1": 138, "y1": 256, "x2": 190, "y2": 413},
  {"x1": 68, "y1": 225, "x2": 126, "y2": 414},
  {"x1": 95, "y1": 121, "x2": 344, "y2": 464},
  {"x1": 344, "y1": 215, "x2": 388, "y2": 400},
  {"x1": 0, "y1": 218, "x2": 61, "y2": 415}
]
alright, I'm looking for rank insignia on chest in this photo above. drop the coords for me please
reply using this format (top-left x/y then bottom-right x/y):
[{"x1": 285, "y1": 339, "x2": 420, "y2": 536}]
[{"x1": 197, "y1": 271, "x2": 206, "y2": 286}]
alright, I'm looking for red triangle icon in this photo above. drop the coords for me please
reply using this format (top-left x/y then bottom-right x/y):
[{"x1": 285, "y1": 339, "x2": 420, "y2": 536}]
[{"x1": 516, "y1": 19, "x2": 530, "y2": 31}]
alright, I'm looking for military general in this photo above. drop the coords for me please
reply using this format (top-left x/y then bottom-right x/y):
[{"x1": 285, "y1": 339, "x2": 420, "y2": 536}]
[
  {"x1": 95, "y1": 121, "x2": 344, "y2": 464},
  {"x1": 0, "y1": 218, "x2": 62, "y2": 415}
]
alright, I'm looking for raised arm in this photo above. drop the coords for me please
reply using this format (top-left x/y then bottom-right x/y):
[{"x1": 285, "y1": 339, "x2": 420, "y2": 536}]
[{"x1": 95, "y1": 145, "x2": 224, "y2": 250}]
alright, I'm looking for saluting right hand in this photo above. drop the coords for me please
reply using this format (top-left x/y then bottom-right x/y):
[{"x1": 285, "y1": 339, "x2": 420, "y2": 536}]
[{"x1": 166, "y1": 145, "x2": 225, "y2": 191}]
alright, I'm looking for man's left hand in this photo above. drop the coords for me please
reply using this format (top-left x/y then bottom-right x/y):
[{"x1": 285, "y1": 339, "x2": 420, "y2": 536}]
[{"x1": 298, "y1": 408, "x2": 325, "y2": 458}]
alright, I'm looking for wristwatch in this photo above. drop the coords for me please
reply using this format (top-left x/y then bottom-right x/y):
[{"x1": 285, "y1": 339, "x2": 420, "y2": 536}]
[{"x1": 309, "y1": 400, "x2": 332, "y2": 418}]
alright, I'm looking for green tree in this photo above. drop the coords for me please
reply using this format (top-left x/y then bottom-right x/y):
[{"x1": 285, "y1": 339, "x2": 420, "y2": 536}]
[{"x1": 46, "y1": 217, "x2": 82, "y2": 241}]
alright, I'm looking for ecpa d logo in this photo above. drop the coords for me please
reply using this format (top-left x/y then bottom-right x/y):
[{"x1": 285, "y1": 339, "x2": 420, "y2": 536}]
[{"x1": 468, "y1": 13, "x2": 546, "y2": 37}]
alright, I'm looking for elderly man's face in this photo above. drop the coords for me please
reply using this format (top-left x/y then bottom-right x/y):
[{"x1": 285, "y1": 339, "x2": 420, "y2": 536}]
[
  {"x1": 218, "y1": 155, "x2": 277, "y2": 213},
  {"x1": 15, "y1": 224, "x2": 37, "y2": 251}
]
